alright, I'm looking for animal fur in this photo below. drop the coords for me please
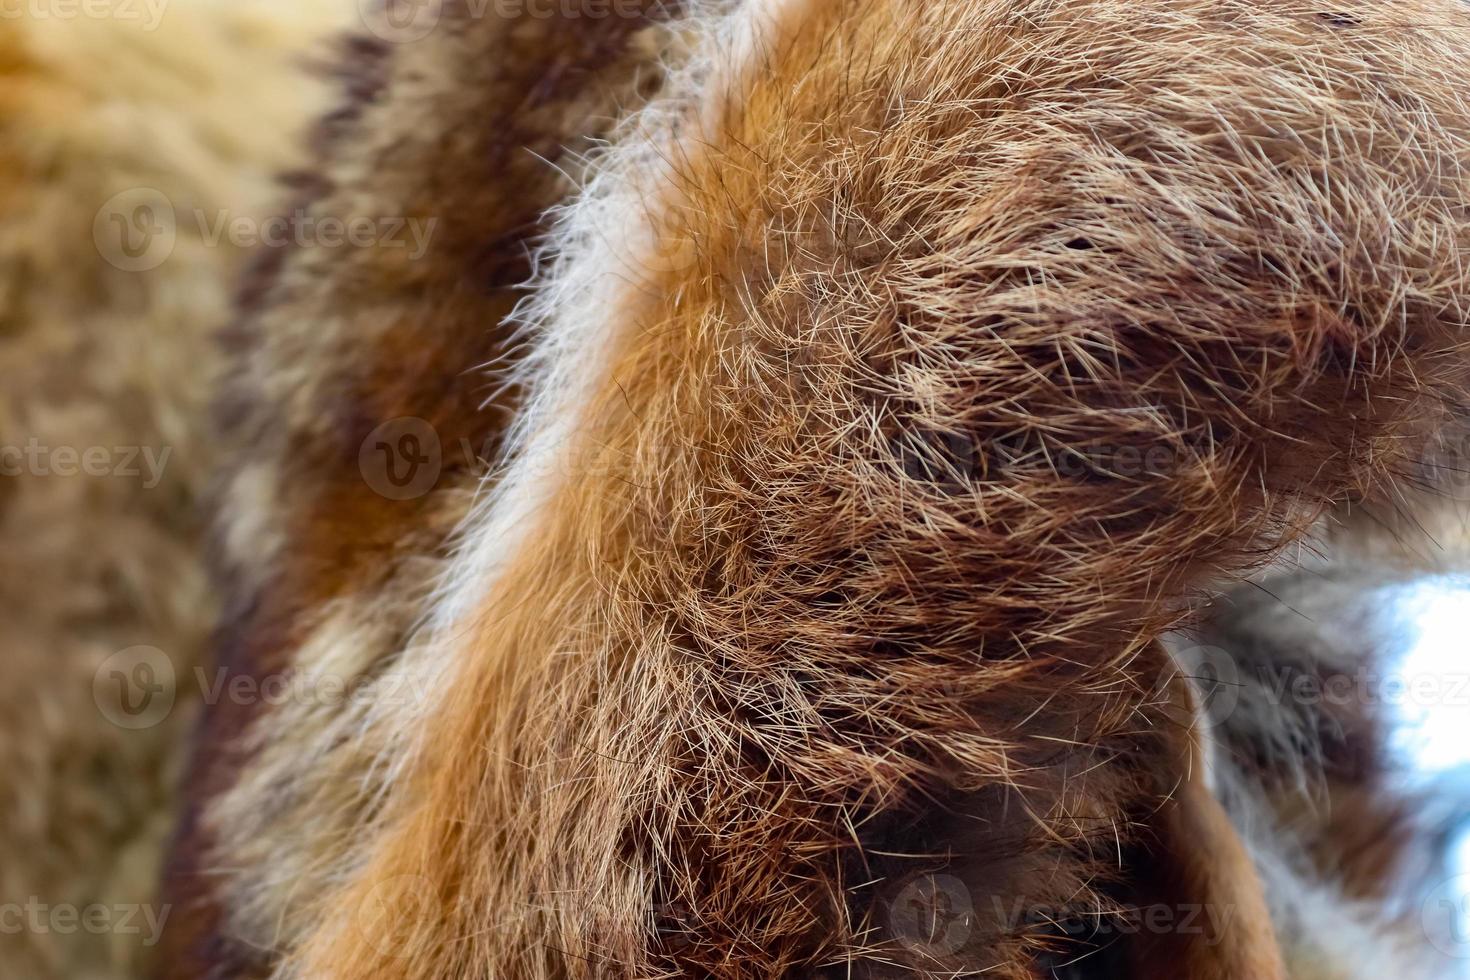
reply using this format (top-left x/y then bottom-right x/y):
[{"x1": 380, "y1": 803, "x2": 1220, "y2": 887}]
[
  {"x1": 0, "y1": 3, "x2": 345, "y2": 977},
  {"x1": 1175, "y1": 566, "x2": 1470, "y2": 979},
  {"x1": 152, "y1": 0, "x2": 1470, "y2": 978}
]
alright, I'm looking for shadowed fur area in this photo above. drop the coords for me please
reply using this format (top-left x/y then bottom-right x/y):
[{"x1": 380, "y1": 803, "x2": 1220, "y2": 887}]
[{"x1": 162, "y1": 0, "x2": 1470, "y2": 978}]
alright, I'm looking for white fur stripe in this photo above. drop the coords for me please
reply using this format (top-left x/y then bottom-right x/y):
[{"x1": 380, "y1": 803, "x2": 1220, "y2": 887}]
[{"x1": 427, "y1": 0, "x2": 795, "y2": 658}]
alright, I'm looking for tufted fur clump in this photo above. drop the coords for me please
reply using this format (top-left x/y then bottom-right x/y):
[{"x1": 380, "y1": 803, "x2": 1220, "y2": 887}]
[
  {"x1": 0, "y1": 3, "x2": 346, "y2": 977},
  {"x1": 164, "y1": 0, "x2": 1470, "y2": 978}
]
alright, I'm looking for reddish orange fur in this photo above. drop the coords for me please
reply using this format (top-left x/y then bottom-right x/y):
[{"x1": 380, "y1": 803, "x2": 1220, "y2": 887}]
[{"x1": 1126, "y1": 670, "x2": 1285, "y2": 979}]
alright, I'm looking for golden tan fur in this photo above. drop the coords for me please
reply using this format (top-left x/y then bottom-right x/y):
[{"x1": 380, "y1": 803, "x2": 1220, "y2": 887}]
[
  {"x1": 158, "y1": 6, "x2": 690, "y2": 974},
  {"x1": 0, "y1": 3, "x2": 345, "y2": 977}
]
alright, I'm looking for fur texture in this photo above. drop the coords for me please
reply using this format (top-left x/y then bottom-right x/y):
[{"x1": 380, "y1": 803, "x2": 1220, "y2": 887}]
[
  {"x1": 0, "y1": 3, "x2": 345, "y2": 977},
  {"x1": 1178, "y1": 567, "x2": 1470, "y2": 979},
  {"x1": 161, "y1": 3, "x2": 689, "y2": 975},
  {"x1": 164, "y1": 0, "x2": 1470, "y2": 977}
]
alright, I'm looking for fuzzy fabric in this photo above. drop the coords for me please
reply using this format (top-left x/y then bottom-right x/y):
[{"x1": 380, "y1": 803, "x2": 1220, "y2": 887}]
[
  {"x1": 155, "y1": 1, "x2": 1470, "y2": 978},
  {"x1": 0, "y1": 3, "x2": 346, "y2": 977}
]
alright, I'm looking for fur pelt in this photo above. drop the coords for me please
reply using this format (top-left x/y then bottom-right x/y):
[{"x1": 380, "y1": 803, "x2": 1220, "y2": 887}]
[
  {"x1": 0, "y1": 3, "x2": 345, "y2": 977},
  {"x1": 157, "y1": 0, "x2": 1470, "y2": 978}
]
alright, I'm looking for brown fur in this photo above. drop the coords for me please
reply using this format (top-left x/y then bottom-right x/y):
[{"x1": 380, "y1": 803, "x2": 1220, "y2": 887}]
[
  {"x1": 160, "y1": 3, "x2": 687, "y2": 975},
  {"x1": 172, "y1": 0, "x2": 1470, "y2": 977}
]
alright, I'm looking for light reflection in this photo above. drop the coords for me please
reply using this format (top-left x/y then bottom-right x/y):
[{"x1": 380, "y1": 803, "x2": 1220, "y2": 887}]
[
  {"x1": 1393, "y1": 577, "x2": 1470, "y2": 777},
  {"x1": 1392, "y1": 577, "x2": 1470, "y2": 974}
]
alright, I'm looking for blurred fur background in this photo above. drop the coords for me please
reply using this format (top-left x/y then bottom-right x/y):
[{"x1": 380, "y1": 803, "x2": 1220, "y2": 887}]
[{"x1": 0, "y1": 3, "x2": 347, "y2": 976}]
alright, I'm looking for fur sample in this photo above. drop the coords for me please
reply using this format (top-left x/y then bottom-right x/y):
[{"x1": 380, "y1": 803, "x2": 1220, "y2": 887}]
[
  {"x1": 161, "y1": 0, "x2": 1470, "y2": 978},
  {"x1": 0, "y1": 3, "x2": 345, "y2": 977}
]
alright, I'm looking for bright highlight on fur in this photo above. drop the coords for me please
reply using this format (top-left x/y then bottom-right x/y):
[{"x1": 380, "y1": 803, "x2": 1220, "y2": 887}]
[{"x1": 1394, "y1": 580, "x2": 1470, "y2": 774}]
